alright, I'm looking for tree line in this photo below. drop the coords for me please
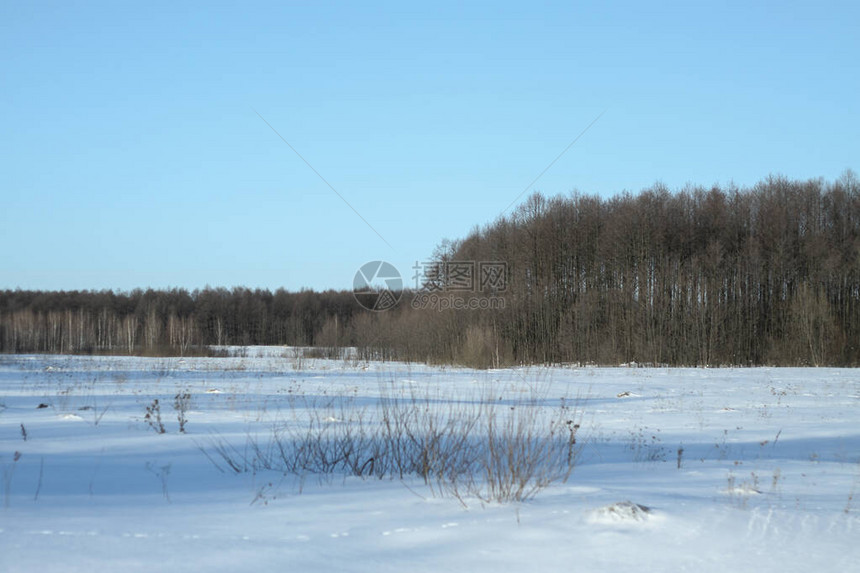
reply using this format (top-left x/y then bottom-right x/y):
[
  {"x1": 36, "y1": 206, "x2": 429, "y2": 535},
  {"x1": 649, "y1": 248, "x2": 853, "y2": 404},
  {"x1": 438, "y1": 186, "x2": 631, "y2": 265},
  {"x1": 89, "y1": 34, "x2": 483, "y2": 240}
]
[
  {"x1": 0, "y1": 287, "x2": 360, "y2": 356},
  {"x1": 2, "y1": 172, "x2": 858, "y2": 366},
  {"x1": 377, "y1": 172, "x2": 860, "y2": 367}
]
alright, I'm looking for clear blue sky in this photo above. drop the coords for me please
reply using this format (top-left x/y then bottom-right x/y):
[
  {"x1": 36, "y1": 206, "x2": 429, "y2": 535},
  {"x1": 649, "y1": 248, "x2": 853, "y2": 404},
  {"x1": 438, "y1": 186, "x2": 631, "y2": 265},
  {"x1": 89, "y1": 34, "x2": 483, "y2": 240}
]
[{"x1": 2, "y1": 1, "x2": 858, "y2": 292}]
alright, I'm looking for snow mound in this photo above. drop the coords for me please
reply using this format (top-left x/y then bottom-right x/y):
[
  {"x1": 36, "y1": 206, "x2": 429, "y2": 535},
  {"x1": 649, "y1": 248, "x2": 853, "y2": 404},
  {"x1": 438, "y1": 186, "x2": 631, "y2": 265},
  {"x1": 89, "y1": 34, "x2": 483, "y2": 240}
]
[
  {"x1": 589, "y1": 501, "x2": 654, "y2": 523},
  {"x1": 722, "y1": 485, "x2": 762, "y2": 496}
]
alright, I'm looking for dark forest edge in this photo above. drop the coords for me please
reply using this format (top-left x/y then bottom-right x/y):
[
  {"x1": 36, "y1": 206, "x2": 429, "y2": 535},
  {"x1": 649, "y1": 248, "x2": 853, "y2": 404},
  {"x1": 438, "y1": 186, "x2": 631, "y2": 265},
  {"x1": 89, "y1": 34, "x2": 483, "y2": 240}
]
[{"x1": 2, "y1": 172, "x2": 859, "y2": 368}]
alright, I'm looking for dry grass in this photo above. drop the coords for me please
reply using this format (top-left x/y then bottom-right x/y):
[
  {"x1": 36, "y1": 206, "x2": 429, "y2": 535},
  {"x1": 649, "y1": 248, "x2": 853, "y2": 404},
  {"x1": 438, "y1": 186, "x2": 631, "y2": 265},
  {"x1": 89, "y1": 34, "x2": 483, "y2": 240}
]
[{"x1": 203, "y1": 376, "x2": 584, "y2": 503}]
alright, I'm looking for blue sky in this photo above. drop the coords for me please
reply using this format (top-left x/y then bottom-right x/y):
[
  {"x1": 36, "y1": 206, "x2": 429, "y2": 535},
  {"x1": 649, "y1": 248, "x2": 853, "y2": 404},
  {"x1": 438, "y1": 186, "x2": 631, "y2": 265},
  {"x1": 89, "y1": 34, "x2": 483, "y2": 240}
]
[{"x1": 2, "y1": 1, "x2": 858, "y2": 292}]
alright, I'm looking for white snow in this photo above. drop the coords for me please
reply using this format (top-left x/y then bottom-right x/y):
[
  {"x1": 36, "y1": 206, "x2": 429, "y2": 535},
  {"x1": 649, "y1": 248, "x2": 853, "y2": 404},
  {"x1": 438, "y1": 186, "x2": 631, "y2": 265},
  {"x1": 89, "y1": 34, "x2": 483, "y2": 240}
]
[{"x1": 1, "y1": 353, "x2": 859, "y2": 572}]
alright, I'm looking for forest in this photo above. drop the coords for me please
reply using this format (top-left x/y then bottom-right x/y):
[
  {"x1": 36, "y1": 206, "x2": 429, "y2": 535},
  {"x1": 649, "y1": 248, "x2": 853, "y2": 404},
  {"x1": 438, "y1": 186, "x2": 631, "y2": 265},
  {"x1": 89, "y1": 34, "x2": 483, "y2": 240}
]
[{"x1": 2, "y1": 173, "x2": 858, "y2": 367}]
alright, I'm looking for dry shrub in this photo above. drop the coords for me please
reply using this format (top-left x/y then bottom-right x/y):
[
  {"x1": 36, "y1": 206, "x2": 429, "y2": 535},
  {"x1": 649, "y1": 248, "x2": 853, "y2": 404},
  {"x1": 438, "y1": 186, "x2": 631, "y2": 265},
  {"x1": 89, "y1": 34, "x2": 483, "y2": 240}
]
[{"x1": 204, "y1": 375, "x2": 583, "y2": 503}]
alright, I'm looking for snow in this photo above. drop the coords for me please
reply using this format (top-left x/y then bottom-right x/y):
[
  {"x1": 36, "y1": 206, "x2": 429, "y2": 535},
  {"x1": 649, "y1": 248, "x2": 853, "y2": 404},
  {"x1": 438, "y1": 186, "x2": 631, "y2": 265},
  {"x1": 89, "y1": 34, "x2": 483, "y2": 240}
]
[{"x1": 1, "y1": 352, "x2": 859, "y2": 572}]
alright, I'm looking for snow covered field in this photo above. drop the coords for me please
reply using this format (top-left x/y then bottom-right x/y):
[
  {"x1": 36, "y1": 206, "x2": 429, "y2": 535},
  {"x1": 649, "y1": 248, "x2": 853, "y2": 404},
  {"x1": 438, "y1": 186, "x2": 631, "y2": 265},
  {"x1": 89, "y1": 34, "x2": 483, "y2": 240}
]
[{"x1": 1, "y1": 350, "x2": 858, "y2": 572}]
